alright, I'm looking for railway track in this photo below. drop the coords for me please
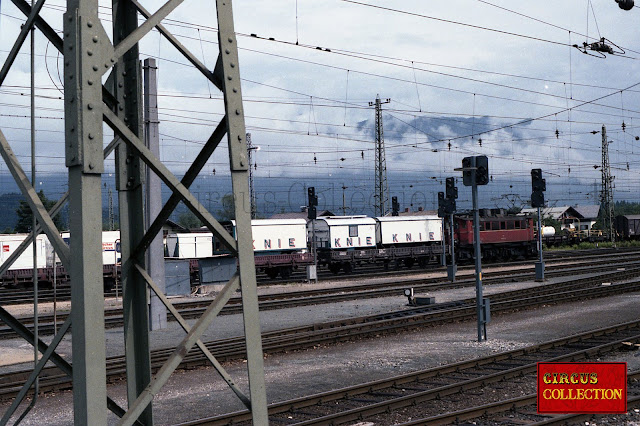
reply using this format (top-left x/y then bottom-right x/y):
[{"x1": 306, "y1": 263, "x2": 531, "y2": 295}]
[
  {"x1": 0, "y1": 247, "x2": 636, "y2": 306},
  {"x1": 1, "y1": 265, "x2": 639, "y2": 404},
  {"x1": 178, "y1": 322, "x2": 640, "y2": 425},
  {"x1": 2, "y1": 255, "x2": 640, "y2": 339},
  {"x1": 398, "y1": 371, "x2": 640, "y2": 425}
]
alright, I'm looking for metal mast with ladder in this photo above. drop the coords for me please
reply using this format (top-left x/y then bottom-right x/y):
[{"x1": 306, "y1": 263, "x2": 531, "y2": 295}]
[
  {"x1": 370, "y1": 95, "x2": 390, "y2": 217},
  {"x1": 601, "y1": 125, "x2": 615, "y2": 243}
]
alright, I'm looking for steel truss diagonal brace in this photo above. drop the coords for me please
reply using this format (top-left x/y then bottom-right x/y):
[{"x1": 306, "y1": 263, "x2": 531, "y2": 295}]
[
  {"x1": 0, "y1": 0, "x2": 48, "y2": 87},
  {"x1": 10, "y1": 0, "x2": 62, "y2": 51},
  {"x1": 216, "y1": 0, "x2": 268, "y2": 423},
  {"x1": 0, "y1": 136, "x2": 120, "y2": 277},
  {"x1": 117, "y1": 275, "x2": 241, "y2": 425},
  {"x1": 102, "y1": 108, "x2": 238, "y2": 253},
  {"x1": 112, "y1": 0, "x2": 184, "y2": 62},
  {"x1": 133, "y1": 264, "x2": 251, "y2": 408},
  {"x1": 134, "y1": 118, "x2": 226, "y2": 257},
  {"x1": 0, "y1": 130, "x2": 70, "y2": 266},
  {"x1": 0, "y1": 307, "x2": 130, "y2": 421},
  {"x1": 130, "y1": 0, "x2": 222, "y2": 90}
]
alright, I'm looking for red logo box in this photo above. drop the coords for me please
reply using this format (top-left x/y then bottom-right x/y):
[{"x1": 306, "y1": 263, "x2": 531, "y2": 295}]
[{"x1": 537, "y1": 362, "x2": 627, "y2": 414}]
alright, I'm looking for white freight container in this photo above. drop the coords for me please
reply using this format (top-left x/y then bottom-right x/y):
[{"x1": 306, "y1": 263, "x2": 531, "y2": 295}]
[
  {"x1": 61, "y1": 231, "x2": 122, "y2": 265},
  {"x1": 231, "y1": 219, "x2": 308, "y2": 252},
  {"x1": 165, "y1": 233, "x2": 213, "y2": 258},
  {"x1": 0, "y1": 233, "x2": 52, "y2": 270},
  {"x1": 375, "y1": 216, "x2": 443, "y2": 245},
  {"x1": 312, "y1": 216, "x2": 376, "y2": 249}
]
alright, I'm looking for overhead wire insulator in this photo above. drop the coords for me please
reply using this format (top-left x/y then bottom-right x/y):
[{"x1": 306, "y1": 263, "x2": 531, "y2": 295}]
[
  {"x1": 622, "y1": 121, "x2": 626, "y2": 132},
  {"x1": 555, "y1": 129, "x2": 559, "y2": 138},
  {"x1": 616, "y1": 0, "x2": 634, "y2": 10}
]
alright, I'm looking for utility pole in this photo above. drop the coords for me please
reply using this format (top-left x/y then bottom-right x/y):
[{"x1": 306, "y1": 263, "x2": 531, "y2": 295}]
[
  {"x1": 341, "y1": 184, "x2": 347, "y2": 215},
  {"x1": 247, "y1": 133, "x2": 257, "y2": 219},
  {"x1": 600, "y1": 125, "x2": 615, "y2": 243},
  {"x1": 370, "y1": 95, "x2": 390, "y2": 217},
  {"x1": 108, "y1": 185, "x2": 114, "y2": 231}
]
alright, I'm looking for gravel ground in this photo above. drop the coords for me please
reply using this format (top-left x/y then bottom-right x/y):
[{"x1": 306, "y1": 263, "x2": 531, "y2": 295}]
[{"x1": 1, "y1": 267, "x2": 639, "y2": 425}]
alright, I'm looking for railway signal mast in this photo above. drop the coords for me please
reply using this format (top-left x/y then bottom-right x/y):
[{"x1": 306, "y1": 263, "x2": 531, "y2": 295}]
[
  {"x1": 531, "y1": 169, "x2": 546, "y2": 281},
  {"x1": 459, "y1": 155, "x2": 490, "y2": 342},
  {"x1": 438, "y1": 178, "x2": 458, "y2": 282},
  {"x1": 370, "y1": 95, "x2": 391, "y2": 216}
]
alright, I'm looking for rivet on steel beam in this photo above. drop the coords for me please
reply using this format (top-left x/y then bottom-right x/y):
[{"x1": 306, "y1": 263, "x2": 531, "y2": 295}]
[
  {"x1": 69, "y1": 74, "x2": 74, "y2": 80},
  {"x1": 87, "y1": 103, "x2": 93, "y2": 110},
  {"x1": 65, "y1": 61, "x2": 69, "y2": 66},
  {"x1": 237, "y1": 135, "x2": 242, "y2": 141},
  {"x1": 240, "y1": 160, "x2": 245, "y2": 167},
  {"x1": 225, "y1": 49, "x2": 230, "y2": 54},
  {"x1": 88, "y1": 133, "x2": 94, "y2": 140},
  {"x1": 111, "y1": 58, "x2": 115, "y2": 63},
  {"x1": 227, "y1": 76, "x2": 232, "y2": 81},
  {"x1": 118, "y1": 82, "x2": 123, "y2": 88},
  {"x1": 92, "y1": 36, "x2": 98, "y2": 43},
  {"x1": 87, "y1": 50, "x2": 93, "y2": 56},
  {"x1": 119, "y1": 106, "x2": 124, "y2": 111},
  {"x1": 228, "y1": 38, "x2": 233, "y2": 43},
  {"x1": 93, "y1": 66, "x2": 98, "y2": 71},
  {"x1": 88, "y1": 80, "x2": 93, "y2": 85},
  {"x1": 87, "y1": 21, "x2": 93, "y2": 27},
  {"x1": 235, "y1": 109, "x2": 241, "y2": 115},
  {"x1": 89, "y1": 163, "x2": 95, "y2": 170},
  {"x1": 233, "y1": 88, "x2": 238, "y2": 93},
  {"x1": 230, "y1": 63, "x2": 235, "y2": 68}
]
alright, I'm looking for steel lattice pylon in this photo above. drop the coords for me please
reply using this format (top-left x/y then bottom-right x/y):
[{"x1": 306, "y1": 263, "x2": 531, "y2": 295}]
[
  {"x1": 0, "y1": 0, "x2": 269, "y2": 424},
  {"x1": 370, "y1": 95, "x2": 390, "y2": 217},
  {"x1": 600, "y1": 125, "x2": 615, "y2": 243}
]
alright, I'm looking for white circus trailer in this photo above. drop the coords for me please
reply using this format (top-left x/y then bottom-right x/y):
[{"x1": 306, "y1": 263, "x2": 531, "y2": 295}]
[
  {"x1": 232, "y1": 219, "x2": 308, "y2": 253},
  {"x1": 312, "y1": 216, "x2": 376, "y2": 249},
  {"x1": 0, "y1": 234, "x2": 52, "y2": 270},
  {"x1": 165, "y1": 233, "x2": 213, "y2": 258},
  {"x1": 375, "y1": 215, "x2": 443, "y2": 245},
  {"x1": 101, "y1": 230, "x2": 121, "y2": 265},
  {"x1": 61, "y1": 231, "x2": 122, "y2": 265}
]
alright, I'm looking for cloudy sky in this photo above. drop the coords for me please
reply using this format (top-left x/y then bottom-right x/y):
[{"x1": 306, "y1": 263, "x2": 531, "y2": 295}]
[{"x1": 1, "y1": 0, "x2": 640, "y2": 213}]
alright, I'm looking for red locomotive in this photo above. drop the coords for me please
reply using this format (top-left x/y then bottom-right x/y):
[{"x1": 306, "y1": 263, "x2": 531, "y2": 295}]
[{"x1": 450, "y1": 210, "x2": 536, "y2": 262}]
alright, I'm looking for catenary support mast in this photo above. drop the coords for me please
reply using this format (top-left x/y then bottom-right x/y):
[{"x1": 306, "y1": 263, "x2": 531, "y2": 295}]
[{"x1": 371, "y1": 95, "x2": 390, "y2": 217}]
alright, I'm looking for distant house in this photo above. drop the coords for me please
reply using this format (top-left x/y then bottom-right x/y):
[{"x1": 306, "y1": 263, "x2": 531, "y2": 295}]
[
  {"x1": 398, "y1": 207, "x2": 438, "y2": 217},
  {"x1": 163, "y1": 219, "x2": 188, "y2": 234},
  {"x1": 521, "y1": 205, "x2": 600, "y2": 234}
]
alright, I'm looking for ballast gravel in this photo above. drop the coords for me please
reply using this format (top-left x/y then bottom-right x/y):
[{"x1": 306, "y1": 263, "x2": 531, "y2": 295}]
[{"x1": 1, "y1": 266, "x2": 639, "y2": 425}]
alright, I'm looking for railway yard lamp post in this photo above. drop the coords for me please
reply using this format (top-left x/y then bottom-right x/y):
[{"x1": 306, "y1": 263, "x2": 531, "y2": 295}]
[
  {"x1": 458, "y1": 155, "x2": 490, "y2": 342},
  {"x1": 531, "y1": 169, "x2": 546, "y2": 281}
]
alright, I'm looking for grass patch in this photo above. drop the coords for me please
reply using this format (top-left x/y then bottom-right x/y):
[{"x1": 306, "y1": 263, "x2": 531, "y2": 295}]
[{"x1": 544, "y1": 240, "x2": 640, "y2": 251}]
